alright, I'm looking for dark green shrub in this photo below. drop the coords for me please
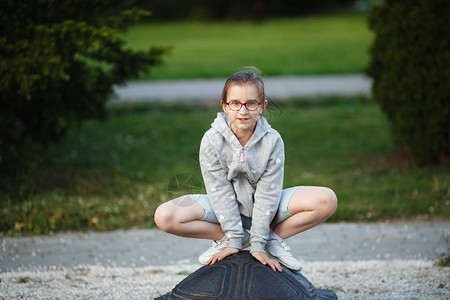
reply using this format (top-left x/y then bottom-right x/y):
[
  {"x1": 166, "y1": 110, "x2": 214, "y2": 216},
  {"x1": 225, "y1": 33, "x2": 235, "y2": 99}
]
[
  {"x1": 135, "y1": 0, "x2": 355, "y2": 21},
  {"x1": 0, "y1": 0, "x2": 168, "y2": 188},
  {"x1": 366, "y1": 0, "x2": 450, "y2": 164}
]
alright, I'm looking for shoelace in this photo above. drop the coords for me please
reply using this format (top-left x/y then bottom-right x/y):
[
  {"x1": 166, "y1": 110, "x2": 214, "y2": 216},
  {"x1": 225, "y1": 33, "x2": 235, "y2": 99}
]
[
  {"x1": 213, "y1": 238, "x2": 229, "y2": 248},
  {"x1": 278, "y1": 240, "x2": 293, "y2": 254}
]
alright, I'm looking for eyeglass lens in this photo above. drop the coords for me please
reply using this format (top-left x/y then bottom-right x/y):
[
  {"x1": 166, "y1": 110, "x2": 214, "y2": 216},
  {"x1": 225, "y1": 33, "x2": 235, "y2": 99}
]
[{"x1": 228, "y1": 100, "x2": 259, "y2": 111}]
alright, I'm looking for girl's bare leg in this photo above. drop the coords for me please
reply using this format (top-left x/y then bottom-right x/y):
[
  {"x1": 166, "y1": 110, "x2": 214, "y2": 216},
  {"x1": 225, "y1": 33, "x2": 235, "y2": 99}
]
[
  {"x1": 154, "y1": 196, "x2": 224, "y2": 240},
  {"x1": 274, "y1": 186, "x2": 337, "y2": 239}
]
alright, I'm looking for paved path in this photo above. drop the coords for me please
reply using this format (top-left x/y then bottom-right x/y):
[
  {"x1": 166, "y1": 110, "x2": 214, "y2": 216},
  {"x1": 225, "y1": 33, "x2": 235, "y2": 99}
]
[
  {"x1": 111, "y1": 74, "x2": 372, "y2": 103},
  {"x1": 1, "y1": 221, "x2": 448, "y2": 272}
]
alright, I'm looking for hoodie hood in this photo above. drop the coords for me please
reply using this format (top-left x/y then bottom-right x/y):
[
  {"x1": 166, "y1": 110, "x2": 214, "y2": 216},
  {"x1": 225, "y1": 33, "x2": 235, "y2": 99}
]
[{"x1": 211, "y1": 112, "x2": 272, "y2": 147}]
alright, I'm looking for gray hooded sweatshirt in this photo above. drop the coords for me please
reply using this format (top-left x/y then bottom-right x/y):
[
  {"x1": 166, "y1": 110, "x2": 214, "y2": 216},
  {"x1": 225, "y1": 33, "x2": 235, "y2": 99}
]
[{"x1": 199, "y1": 112, "x2": 284, "y2": 253}]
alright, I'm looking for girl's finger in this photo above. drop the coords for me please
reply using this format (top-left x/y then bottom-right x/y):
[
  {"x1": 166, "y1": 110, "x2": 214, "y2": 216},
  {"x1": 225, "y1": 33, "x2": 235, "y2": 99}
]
[
  {"x1": 271, "y1": 260, "x2": 282, "y2": 272},
  {"x1": 268, "y1": 259, "x2": 282, "y2": 272},
  {"x1": 276, "y1": 263, "x2": 283, "y2": 272},
  {"x1": 268, "y1": 262, "x2": 276, "y2": 271},
  {"x1": 209, "y1": 255, "x2": 218, "y2": 265}
]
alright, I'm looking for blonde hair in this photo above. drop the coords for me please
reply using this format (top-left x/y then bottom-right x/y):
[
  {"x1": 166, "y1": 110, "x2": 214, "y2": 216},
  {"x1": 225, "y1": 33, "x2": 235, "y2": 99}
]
[{"x1": 221, "y1": 66, "x2": 265, "y2": 105}]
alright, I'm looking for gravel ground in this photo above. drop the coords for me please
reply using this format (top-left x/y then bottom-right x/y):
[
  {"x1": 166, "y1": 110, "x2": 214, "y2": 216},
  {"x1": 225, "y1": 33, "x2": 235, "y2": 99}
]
[{"x1": 1, "y1": 260, "x2": 448, "y2": 299}]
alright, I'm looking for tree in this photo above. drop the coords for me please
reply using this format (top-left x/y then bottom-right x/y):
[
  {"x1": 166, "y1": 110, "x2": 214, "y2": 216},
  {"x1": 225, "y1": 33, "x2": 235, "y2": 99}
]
[
  {"x1": 366, "y1": 0, "x2": 450, "y2": 164},
  {"x1": 0, "y1": 0, "x2": 168, "y2": 187},
  {"x1": 135, "y1": 0, "x2": 355, "y2": 21}
]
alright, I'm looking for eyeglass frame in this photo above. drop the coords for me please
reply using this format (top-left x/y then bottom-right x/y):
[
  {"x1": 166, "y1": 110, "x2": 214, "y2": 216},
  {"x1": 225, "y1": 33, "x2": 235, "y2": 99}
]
[{"x1": 225, "y1": 100, "x2": 262, "y2": 111}]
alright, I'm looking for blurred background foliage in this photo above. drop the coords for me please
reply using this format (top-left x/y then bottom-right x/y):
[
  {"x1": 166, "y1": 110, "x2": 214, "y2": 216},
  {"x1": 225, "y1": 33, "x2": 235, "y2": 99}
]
[
  {"x1": 0, "y1": 0, "x2": 168, "y2": 190},
  {"x1": 134, "y1": 0, "x2": 356, "y2": 21},
  {"x1": 367, "y1": 0, "x2": 450, "y2": 165},
  {"x1": 2, "y1": 97, "x2": 448, "y2": 235},
  {"x1": 123, "y1": 14, "x2": 372, "y2": 80}
]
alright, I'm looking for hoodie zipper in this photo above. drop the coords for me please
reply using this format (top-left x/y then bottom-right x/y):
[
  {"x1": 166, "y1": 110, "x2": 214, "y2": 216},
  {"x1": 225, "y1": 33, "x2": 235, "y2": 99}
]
[{"x1": 240, "y1": 147, "x2": 245, "y2": 173}]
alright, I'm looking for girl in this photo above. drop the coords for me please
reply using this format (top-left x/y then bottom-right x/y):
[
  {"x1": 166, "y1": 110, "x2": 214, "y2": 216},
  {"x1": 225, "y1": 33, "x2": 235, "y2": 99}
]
[{"x1": 154, "y1": 68, "x2": 337, "y2": 272}]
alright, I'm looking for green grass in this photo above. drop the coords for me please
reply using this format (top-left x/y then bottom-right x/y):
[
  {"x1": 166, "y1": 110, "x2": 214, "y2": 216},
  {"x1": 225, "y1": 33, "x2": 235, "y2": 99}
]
[
  {"x1": 124, "y1": 13, "x2": 373, "y2": 79},
  {"x1": 1, "y1": 96, "x2": 449, "y2": 235},
  {"x1": 437, "y1": 234, "x2": 450, "y2": 267}
]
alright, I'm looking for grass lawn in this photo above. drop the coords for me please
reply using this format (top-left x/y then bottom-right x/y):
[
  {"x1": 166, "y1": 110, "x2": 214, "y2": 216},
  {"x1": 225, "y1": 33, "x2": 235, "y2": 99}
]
[
  {"x1": 1, "y1": 96, "x2": 449, "y2": 235},
  {"x1": 124, "y1": 13, "x2": 373, "y2": 79}
]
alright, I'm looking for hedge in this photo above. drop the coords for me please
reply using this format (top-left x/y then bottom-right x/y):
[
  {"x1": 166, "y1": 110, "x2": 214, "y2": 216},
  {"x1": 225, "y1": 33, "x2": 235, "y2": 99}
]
[
  {"x1": 366, "y1": 0, "x2": 450, "y2": 164},
  {"x1": 135, "y1": 0, "x2": 355, "y2": 21}
]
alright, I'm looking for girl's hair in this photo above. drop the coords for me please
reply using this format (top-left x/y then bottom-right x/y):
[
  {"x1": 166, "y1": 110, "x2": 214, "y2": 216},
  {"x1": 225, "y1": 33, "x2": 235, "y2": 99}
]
[{"x1": 221, "y1": 66, "x2": 265, "y2": 104}]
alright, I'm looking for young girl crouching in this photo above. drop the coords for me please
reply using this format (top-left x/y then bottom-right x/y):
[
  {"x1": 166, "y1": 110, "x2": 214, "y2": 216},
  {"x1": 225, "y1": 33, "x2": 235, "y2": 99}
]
[{"x1": 155, "y1": 68, "x2": 337, "y2": 272}]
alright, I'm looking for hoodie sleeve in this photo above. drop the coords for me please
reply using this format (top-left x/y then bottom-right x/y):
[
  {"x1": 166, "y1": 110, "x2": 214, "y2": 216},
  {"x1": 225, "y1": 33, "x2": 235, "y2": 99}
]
[
  {"x1": 250, "y1": 136, "x2": 285, "y2": 253},
  {"x1": 199, "y1": 132, "x2": 245, "y2": 249}
]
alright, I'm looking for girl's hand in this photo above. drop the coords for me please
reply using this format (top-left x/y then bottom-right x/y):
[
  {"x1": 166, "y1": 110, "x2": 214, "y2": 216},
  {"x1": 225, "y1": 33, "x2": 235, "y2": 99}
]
[
  {"x1": 207, "y1": 247, "x2": 239, "y2": 265},
  {"x1": 251, "y1": 252, "x2": 283, "y2": 272}
]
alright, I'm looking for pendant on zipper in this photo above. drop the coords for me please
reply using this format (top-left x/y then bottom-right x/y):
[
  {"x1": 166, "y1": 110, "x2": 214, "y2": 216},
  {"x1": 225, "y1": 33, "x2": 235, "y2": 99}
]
[{"x1": 240, "y1": 152, "x2": 244, "y2": 163}]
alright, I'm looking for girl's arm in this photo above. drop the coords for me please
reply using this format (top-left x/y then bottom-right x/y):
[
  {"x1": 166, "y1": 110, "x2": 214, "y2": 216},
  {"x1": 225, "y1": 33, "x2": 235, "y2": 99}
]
[
  {"x1": 199, "y1": 134, "x2": 245, "y2": 249},
  {"x1": 250, "y1": 137, "x2": 285, "y2": 253}
]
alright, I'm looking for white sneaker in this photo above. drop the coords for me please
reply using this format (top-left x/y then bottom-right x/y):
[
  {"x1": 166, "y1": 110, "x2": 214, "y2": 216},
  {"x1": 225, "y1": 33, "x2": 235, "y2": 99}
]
[
  {"x1": 266, "y1": 239, "x2": 302, "y2": 271},
  {"x1": 198, "y1": 230, "x2": 250, "y2": 265}
]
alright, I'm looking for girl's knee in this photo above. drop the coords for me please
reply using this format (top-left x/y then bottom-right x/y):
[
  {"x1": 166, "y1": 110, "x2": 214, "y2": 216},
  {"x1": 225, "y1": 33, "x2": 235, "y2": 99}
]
[
  {"x1": 318, "y1": 187, "x2": 337, "y2": 217},
  {"x1": 155, "y1": 197, "x2": 203, "y2": 233},
  {"x1": 154, "y1": 203, "x2": 175, "y2": 232}
]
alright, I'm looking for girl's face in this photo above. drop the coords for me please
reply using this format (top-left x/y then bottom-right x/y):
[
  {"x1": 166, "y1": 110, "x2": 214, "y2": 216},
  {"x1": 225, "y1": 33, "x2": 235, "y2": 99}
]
[{"x1": 222, "y1": 83, "x2": 267, "y2": 136}]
